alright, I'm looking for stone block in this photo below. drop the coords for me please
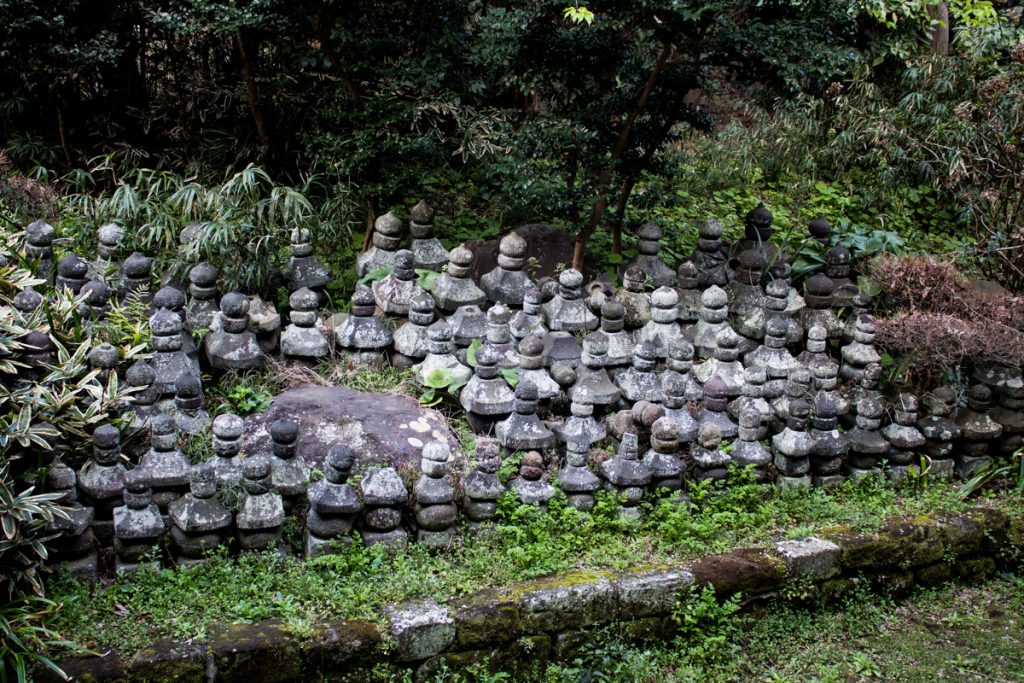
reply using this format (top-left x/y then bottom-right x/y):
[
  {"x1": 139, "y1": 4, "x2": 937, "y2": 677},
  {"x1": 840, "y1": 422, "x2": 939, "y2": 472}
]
[
  {"x1": 128, "y1": 637, "x2": 206, "y2": 681},
  {"x1": 452, "y1": 589, "x2": 522, "y2": 649},
  {"x1": 36, "y1": 648, "x2": 124, "y2": 683},
  {"x1": 514, "y1": 571, "x2": 616, "y2": 632},
  {"x1": 612, "y1": 568, "x2": 694, "y2": 618},
  {"x1": 936, "y1": 511, "x2": 986, "y2": 559},
  {"x1": 210, "y1": 620, "x2": 302, "y2": 683},
  {"x1": 774, "y1": 537, "x2": 840, "y2": 579},
  {"x1": 302, "y1": 619, "x2": 381, "y2": 674},
  {"x1": 955, "y1": 556, "x2": 996, "y2": 581},
  {"x1": 385, "y1": 600, "x2": 456, "y2": 662},
  {"x1": 914, "y1": 563, "x2": 953, "y2": 587},
  {"x1": 828, "y1": 516, "x2": 944, "y2": 572},
  {"x1": 689, "y1": 547, "x2": 787, "y2": 597},
  {"x1": 417, "y1": 635, "x2": 551, "y2": 682}
]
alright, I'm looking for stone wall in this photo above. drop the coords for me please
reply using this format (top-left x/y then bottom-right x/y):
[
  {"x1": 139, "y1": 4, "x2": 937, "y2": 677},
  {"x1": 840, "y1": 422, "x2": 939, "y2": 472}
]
[{"x1": 40, "y1": 505, "x2": 1024, "y2": 682}]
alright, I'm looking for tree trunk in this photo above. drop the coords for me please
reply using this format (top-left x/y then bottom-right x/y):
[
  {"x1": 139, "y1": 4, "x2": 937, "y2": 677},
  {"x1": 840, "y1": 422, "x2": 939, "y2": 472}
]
[
  {"x1": 361, "y1": 200, "x2": 377, "y2": 252},
  {"x1": 56, "y1": 105, "x2": 72, "y2": 167},
  {"x1": 573, "y1": 43, "x2": 672, "y2": 271},
  {"x1": 236, "y1": 29, "x2": 270, "y2": 149},
  {"x1": 610, "y1": 176, "x2": 637, "y2": 254},
  {"x1": 929, "y1": 4, "x2": 950, "y2": 55}
]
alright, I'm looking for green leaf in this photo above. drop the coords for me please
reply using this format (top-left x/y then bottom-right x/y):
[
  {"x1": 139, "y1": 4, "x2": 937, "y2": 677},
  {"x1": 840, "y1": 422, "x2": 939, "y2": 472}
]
[
  {"x1": 563, "y1": 5, "x2": 594, "y2": 25},
  {"x1": 465, "y1": 339, "x2": 483, "y2": 367},
  {"x1": 415, "y1": 269, "x2": 439, "y2": 292},
  {"x1": 500, "y1": 368, "x2": 520, "y2": 388},
  {"x1": 358, "y1": 266, "x2": 393, "y2": 285}
]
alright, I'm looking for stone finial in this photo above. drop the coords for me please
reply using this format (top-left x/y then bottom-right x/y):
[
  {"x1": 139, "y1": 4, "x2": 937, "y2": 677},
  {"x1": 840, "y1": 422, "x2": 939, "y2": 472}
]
[
  {"x1": 335, "y1": 284, "x2": 392, "y2": 363},
  {"x1": 644, "y1": 417, "x2": 683, "y2": 491},
  {"x1": 211, "y1": 412, "x2": 244, "y2": 486},
  {"x1": 306, "y1": 443, "x2": 362, "y2": 556},
  {"x1": 356, "y1": 211, "x2": 405, "y2": 277},
  {"x1": 186, "y1": 262, "x2": 220, "y2": 331},
  {"x1": 481, "y1": 231, "x2": 531, "y2": 305},
  {"x1": 281, "y1": 286, "x2": 329, "y2": 360},
  {"x1": 509, "y1": 451, "x2": 555, "y2": 507},
  {"x1": 204, "y1": 292, "x2": 266, "y2": 371},
  {"x1": 360, "y1": 467, "x2": 409, "y2": 549},
  {"x1": 808, "y1": 215, "x2": 831, "y2": 243},
  {"x1": 460, "y1": 343, "x2": 515, "y2": 432},
  {"x1": 433, "y1": 245, "x2": 486, "y2": 312},
  {"x1": 414, "y1": 441, "x2": 458, "y2": 548},
  {"x1": 463, "y1": 437, "x2": 505, "y2": 526},
  {"x1": 623, "y1": 222, "x2": 675, "y2": 287},
  {"x1": 236, "y1": 458, "x2": 285, "y2": 551},
  {"x1": 600, "y1": 432, "x2": 651, "y2": 519},
  {"x1": 372, "y1": 249, "x2": 418, "y2": 316},
  {"x1": 173, "y1": 372, "x2": 209, "y2": 435},
  {"x1": 56, "y1": 254, "x2": 89, "y2": 294},
  {"x1": 113, "y1": 469, "x2": 165, "y2": 573},
  {"x1": 496, "y1": 380, "x2": 556, "y2": 452},
  {"x1": 613, "y1": 267, "x2": 652, "y2": 330}
]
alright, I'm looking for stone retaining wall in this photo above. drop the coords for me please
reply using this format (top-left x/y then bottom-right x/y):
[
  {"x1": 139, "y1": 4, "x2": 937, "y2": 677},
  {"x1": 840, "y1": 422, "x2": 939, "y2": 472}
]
[{"x1": 41, "y1": 506, "x2": 1024, "y2": 682}]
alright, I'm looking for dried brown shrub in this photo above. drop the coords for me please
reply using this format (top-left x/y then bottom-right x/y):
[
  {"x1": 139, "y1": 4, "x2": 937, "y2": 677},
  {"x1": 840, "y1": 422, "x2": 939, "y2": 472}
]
[
  {"x1": 867, "y1": 254, "x2": 1024, "y2": 385},
  {"x1": 875, "y1": 312, "x2": 1024, "y2": 386},
  {"x1": 0, "y1": 150, "x2": 59, "y2": 219},
  {"x1": 865, "y1": 253, "x2": 966, "y2": 313}
]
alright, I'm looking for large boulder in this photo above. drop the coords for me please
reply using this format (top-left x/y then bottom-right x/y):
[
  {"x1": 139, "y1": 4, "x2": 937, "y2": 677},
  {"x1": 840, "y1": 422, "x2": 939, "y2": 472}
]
[
  {"x1": 465, "y1": 224, "x2": 599, "y2": 282},
  {"x1": 243, "y1": 384, "x2": 461, "y2": 472}
]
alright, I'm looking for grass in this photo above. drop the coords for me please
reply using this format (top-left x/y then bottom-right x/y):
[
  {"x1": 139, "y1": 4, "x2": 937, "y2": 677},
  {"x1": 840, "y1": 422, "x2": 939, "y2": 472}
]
[{"x1": 47, "y1": 469, "x2": 1005, "y2": 658}]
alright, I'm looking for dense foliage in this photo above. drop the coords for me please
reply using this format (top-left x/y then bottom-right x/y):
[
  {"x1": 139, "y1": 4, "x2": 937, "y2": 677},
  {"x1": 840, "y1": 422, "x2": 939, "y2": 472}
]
[{"x1": 0, "y1": 1, "x2": 993, "y2": 267}]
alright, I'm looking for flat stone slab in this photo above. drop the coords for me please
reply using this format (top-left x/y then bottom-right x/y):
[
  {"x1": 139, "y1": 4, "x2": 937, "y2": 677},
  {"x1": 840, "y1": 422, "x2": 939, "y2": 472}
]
[
  {"x1": 774, "y1": 537, "x2": 840, "y2": 578},
  {"x1": 385, "y1": 599, "x2": 455, "y2": 662},
  {"x1": 612, "y1": 568, "x2": 694, "y2": 617},
  {"x1": 243, "y1": 384, "x2": 461, "y2": 471}
]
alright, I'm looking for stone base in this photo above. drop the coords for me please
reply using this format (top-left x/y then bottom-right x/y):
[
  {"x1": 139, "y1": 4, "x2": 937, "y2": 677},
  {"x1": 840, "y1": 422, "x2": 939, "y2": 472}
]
[
  {"x1": 812, "y1": 474, "x2": 845, "y2": 489},
  {"x1": 389, "y1": 352, "x2": 423, "y2": 369},
  {"x1": 886, "y1": 465, "x2": 911, "y2": 486},
  {"x1": 59, "y1": 552, "x2": 99, "y2": 579},
  {"x1": 928, "y1": 458, "x2": 955, "y2": 478},
  {"x1": 306, "y1": 532, "x2": 353, "y2": 559},
  {"x1": 778, "y1": 476, "x2": 811, "y2": 493},
  {"x1": 417, "y1": 528, "x2": 459, "y2": 551},
  {"x1": 845, "y1": 467, "x2": 879, "y2": 482},
  {"x1": 362, "y1": 528, "x2": 409, "y2": 551},
  {"x1": 116, "y1": 559, "x2": 160, "y2": 575},
  {"x1": 956, "y1": 455, "x2": 992, "y2": 480}
]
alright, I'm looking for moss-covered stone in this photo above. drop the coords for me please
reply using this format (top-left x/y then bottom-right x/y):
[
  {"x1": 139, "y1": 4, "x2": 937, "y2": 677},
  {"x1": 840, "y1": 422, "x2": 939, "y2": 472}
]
[
  {"x1": 829, "y1": 516, "x2": 944, "y2": 572},
  {"x1": 869, "y1": 570, "x2": 915, "y2": 597},
  {"x1": 881, "y1": 516, "x2": 946, "y2": 566},
  {"x1": 689, "y1": 547, "x2": 787, "y2": 597},
  {"x1": 302, "y1": 619, "x2": 381, "y2": 676},
  {"x1": 955, "y1": 556, "x2": 997, "y2": 581},
  {"x1": 552, "y1": 618, "x2": 666, "y2": 661},
  {"x1": 611, "y1": 568, "x2": 693, "y2": 618},
  {"x1": 915, "y1": 562, "x2": 954, "y2": 587},
  {"x1": 385, "y1": 600, "x2": 455, "y2": 662},
  {"x1": 126, "y1": 637, "x2": 206, "y2": 682},
  {"x1": 210, "y1": 619, "x2": 303, "y2": 683},
  {"x1": 500, "y1": 570, "x2": 616, "y2": 633},
  {"x1": 416, "y1": 635, "x2": 551, "y2": 681},
  {"x1": 817, "y1": 576, "x2": 860, "y2": 603},
  {"x1": 936, "y1": 511, "x2": 986, "y2": 559},
  {"x1": 451, "y1": 587, "x2": 523, "y2": 649},
  {"x1": 36, "y1": 649, "x2": 124, "y2": 683}
]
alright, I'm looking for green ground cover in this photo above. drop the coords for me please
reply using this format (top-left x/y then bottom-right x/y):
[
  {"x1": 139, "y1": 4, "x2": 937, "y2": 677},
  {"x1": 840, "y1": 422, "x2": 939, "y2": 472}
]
[{"x1": 49, "y1": 470, "x2": 1011, "y2": 658}]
